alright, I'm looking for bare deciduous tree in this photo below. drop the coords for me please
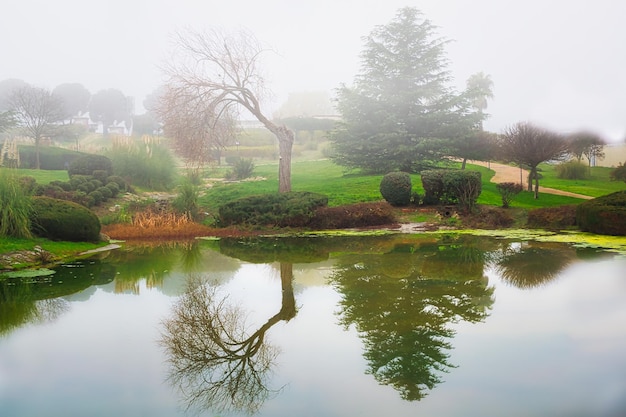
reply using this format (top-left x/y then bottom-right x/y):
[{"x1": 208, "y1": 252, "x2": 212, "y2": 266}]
[
  {"x1": 157, "y1": 84, "x2": 237, "y2": 171},
  {"x1": 163, "y1": 28, "x2": 295, "y2": 192},
  {"x1": 9, "y1": 86, "x2": 63, "y2": 169},
  {"x1": 567, "y1": 131, "x2": 606, "y2": 167},
  {"x1": 499, "y1": 122, "x2": 569, "y2": 199}
]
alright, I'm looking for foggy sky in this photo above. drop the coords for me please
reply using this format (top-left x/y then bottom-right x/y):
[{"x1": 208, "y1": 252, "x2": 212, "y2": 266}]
[{"x1": 2, "y1": 0, "x2": 625, "y2": 141}]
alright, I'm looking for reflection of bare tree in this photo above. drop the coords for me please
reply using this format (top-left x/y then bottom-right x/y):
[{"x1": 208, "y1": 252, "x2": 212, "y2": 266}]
[
  {"x1": 161, "y1": 263, "x2": 296, "y2": 415},
  {"x1": 495, "y1": 242, "x2": 575, "y2": 289}
]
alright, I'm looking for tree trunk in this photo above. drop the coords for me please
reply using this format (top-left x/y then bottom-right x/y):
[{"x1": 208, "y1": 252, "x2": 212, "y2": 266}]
[
  {"x1": 35, "y1": 136, "x2": 41, "y2": 170},
  {"x1": 276, "y1": 126, "x2": 294, "y2": 193},
  {"x1": 461, "y1": 157, "x2": 467, "y2": 170},
  {"x1": 533, "y1": 168, "x2": 540, "y2": 199}
]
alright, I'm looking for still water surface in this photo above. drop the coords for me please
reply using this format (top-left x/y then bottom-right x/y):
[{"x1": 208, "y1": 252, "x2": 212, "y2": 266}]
[{"x1": 1, "y1": 234, "x2": 625, "y2": 417}]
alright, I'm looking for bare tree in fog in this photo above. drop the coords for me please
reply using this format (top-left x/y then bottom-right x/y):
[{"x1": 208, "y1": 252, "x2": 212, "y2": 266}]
[
  {"x1": 157, "y1": 83, "x2": 238, "y2": 171},
  {"x1": 499, "y1": 122, "x2": 569, "y2": 198},
  {"x1": 162, "y1": 28, "x2": 295, "y2": 192},
  {"x1": 9, "y1": 86, "x2": 64, "y2": 169}
]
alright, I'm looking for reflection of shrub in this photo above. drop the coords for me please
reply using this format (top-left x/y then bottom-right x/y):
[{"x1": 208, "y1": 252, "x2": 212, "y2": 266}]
[
  {"x1": 31, "y1": 196, "x2": 101, "y2": 241},
  {"x1": 218, "y1": 192, "x2": 328, "y2": 227},
  {"x1": 576, "y1": 191, "x2": 626, "y2": 235},
  {"x1": 496, "y1": 182, "x2": 523, "y2": 208},
  {"x1": 380, "y1": 172, "x2": 412, "y2": 206},
  {"x1": 556, "y1": 161, "x2": 589, "y2": 180}
]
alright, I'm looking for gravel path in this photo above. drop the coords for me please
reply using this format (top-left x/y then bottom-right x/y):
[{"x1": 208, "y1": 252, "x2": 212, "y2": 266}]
[{"x1": 471, "y1": 161, "x2": 593, "y2": 200}]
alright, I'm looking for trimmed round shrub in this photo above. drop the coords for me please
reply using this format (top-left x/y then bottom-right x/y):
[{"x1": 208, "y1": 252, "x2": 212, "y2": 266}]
[
  {"x1": 97, "y1": 186, "x2": 113, "y2": 200},
  {"x1": 380, "y1": 172, "x2": 412, "y2": 206},
  {"x1": 105, "y1": 181, "x2": 120, "y2": 197},
  {"x1": 89, "y1": 190, "x2": 104, "y2": 206},
  {"x1": 68, "y1": 154, "x2": 113, "y2": 177},
  {"x1": 106, "y1": 175, "x2": 127, "y2": 192},
  {"x1": 31, "y1": 196, "x2": 101, "y2": 241},
  {"x1": 576, "y1": 191, "x2": 626, "y2": 235}
]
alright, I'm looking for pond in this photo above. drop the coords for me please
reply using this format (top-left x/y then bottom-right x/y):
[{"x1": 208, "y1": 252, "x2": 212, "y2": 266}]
[{"x1": 1, "y1": 233, "x2": 625, "y2": 417}]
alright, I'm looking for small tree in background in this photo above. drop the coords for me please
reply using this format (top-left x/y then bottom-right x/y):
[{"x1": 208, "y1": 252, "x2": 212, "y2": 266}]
[
  {"x1": 499, "y1": 122, "x2": 569, "y2": 199},
  {"x1": 496, "y1": 182, "x2": 523, "y2": 208},
  {"x1": 567, "y1": 131, "x2": 605, "y2": 167},
  {"x1": 9, "y1": 86, "x2": 64, "y2": 169},
  {"x1": 610, "y1": 162, "x2": 626, "y2": 183}
]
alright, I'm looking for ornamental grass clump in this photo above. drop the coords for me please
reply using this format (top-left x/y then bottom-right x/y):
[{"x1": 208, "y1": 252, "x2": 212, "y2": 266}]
[{"x1": 0, "y1": 168, "x2": 32, "y2": 238}]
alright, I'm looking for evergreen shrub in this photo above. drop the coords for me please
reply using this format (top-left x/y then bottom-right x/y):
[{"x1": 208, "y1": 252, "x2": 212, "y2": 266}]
[
  {"x1": 218, "y1": 192, "x2": 328, "y2": 227},
  {"x1": 379, "y1": 172, "x2": 412, "y2": 206},
  {"x1": 576, "y1": 191, "x2": 626, "y2": 235},
  {"x1": 31, "y1": 196, "x2": 101, "y2": 241},
  {"x1": 18, "y1": 145, "x2": 84, "y2": 170},
  {"x1": 68, "y1": 154, "x2": 113, "y2": 177},
  {"x1": 422, "y1": 169, "x2": 482, "y2": 211}
]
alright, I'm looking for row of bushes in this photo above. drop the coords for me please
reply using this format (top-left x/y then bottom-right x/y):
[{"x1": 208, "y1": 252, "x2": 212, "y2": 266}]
[
  {"x1": 217, "y1": 191, "x2": 396, "y2": 229},
  {"x1": 1, "y1": 169, "x2": 102, "y2": 242},
  {"x1": 379, "y1": 169, "x2": 482, "y2": 212}
]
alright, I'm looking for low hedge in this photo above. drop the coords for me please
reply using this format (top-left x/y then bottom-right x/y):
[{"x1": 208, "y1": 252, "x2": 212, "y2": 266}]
[
  {"x1": 31, "y1": 196, "x2": 101, "y2": 242},
  {"x1": 576, "y1": 191, "x2": 626, "y2": 235},
  {"x1": 217, "y1": 191, "x2": 329, "y2": 227}
]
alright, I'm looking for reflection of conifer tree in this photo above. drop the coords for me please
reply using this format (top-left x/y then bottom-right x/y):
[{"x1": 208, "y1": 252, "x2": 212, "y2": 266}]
[
  {"x1": 495, "y1": 242, "x2": 575, "y2": 289},
  {"x1": 161, "y1": 263, "x2": 297, "y2": 415},
  {"x1": 329, "y1": 243, "x2": 494, "y2": 401}
]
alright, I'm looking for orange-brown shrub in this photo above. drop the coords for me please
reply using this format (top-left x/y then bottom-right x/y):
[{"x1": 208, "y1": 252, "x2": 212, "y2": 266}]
[
  {"x1": 308, "y1": 202, "x2": 396, "y2": 229},
  {"x1": 527, "y1": 205, "x2": 577, "y2": 229}
]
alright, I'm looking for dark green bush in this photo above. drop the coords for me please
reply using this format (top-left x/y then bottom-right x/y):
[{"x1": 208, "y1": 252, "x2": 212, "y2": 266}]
[
  {"x1": 379, "y1": 172, "x2": 412, "y2": 206},
  {"x1": 609, "y1": 162, "x2": 626, "y2": 182},
  {"x1": 556, "y1": 161, "x2": 589, "y2": 180},
  {"x1": 97, "y1": 186, "x2": 112, "y2": 200},
  {"x1": 421, "y1": 170, "x2": 447, "y2": 205},
  {"x1": 105, "y1": 181, "x2": 120, "y2": 197},
  {"x1": 422, "y1": 169, "x2": 482, "y2": 211},
  {"x1": 106, "y1": 175, "x2": 128, "y2": 192},
  {"x1": 50, "y1": 180, "x2": 72, "y2": 191},
  {"x1": 576, "y1": 191, "x2": 626, "y2": 235},
  {"x1": 31, "y1": 196, "x2": 101, "y2": 241},
  {"x1": 69, "y1": 175, "x2": 90, "y2": 189},
  {"x1": 218, "y1": 191, "x2": 328, "y2": 227},
  {"x1": 89, "y1": 190, "x2": 104, "y2": 206},
  {"x1": 18, "y1": 145, "x2": 84, "y2": 170},
  {"x1": 68, "y1": 154, "x2": 113, "y2": 177}
]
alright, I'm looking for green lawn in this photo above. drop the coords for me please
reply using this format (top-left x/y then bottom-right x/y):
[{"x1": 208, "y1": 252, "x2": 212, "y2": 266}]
[
  {"x1": 199, "y1": 160, "x2": 589, "y2": 213},
  {"x1": 537, "y1": 163, "x2": 626, "y2": 197},
  {"x1": 15, "y1": 168, "x2": 69, "y2": 184}
]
